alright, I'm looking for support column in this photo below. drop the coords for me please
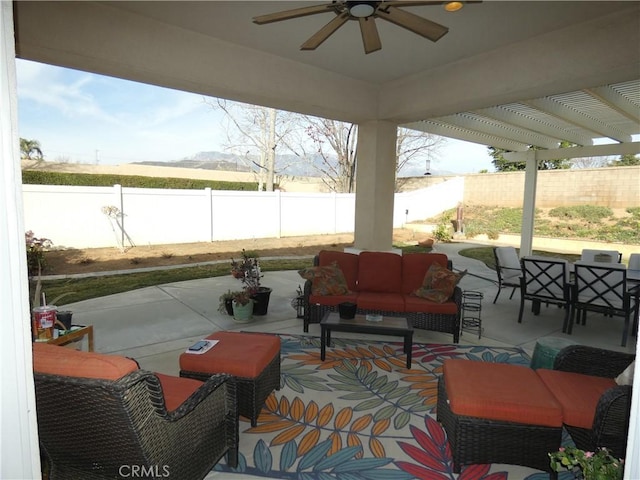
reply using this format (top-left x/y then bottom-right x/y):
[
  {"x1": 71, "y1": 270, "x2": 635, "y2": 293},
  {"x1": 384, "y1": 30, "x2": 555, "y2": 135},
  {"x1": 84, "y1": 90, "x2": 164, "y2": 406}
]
[
  {"x1": 353, "y1": 120, "x2": 397, "y2": 251},
  {"x1": 520, "y1": 151, "x2": 538, "y2": 257},
  {"x1": 0, "y1": 2, "x2": 41, "y2": 478}
]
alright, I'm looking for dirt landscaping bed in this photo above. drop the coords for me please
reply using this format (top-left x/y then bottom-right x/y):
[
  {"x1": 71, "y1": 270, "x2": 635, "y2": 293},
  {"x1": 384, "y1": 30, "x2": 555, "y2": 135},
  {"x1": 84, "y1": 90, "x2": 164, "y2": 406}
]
[{"x1": 43, "y1": 229, "x2": 423, "y2": 276}]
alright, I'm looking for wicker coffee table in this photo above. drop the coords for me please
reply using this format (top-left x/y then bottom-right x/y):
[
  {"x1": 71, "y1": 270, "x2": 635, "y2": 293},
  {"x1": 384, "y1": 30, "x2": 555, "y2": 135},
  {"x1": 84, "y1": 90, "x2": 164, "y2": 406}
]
[{"x1": 320, "y1": 312, "x2": 413, "y2": 368}]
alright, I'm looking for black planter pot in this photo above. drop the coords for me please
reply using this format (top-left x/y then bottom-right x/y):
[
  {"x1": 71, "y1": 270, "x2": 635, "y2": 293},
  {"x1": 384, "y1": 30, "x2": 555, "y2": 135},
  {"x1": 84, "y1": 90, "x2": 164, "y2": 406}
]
[
  {"x1": 251, "y1": 287, "x2": 272, "y2": 316},
  {"x1": 224, "y1": 298, "x2": 234, "y2": 316},
  {"x1": 56, "y1": 310, "x2": 73, "y2": 330}
]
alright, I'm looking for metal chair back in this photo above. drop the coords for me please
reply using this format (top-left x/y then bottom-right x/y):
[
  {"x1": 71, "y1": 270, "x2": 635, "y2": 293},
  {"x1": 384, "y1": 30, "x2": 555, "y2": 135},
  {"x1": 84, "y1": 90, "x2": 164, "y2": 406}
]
[
  {"x1": 492, "y1": 246, "x2": 521, "y2": 303},
  {"x1": 580, "y1": 248, "x2": 622, "y2": 263},
  {"x1": 570, "y1": 261, "x2": 631, "y2": 346},
  {"x1": 518, "y1": 256, "x2": 571, "y2": 329}
]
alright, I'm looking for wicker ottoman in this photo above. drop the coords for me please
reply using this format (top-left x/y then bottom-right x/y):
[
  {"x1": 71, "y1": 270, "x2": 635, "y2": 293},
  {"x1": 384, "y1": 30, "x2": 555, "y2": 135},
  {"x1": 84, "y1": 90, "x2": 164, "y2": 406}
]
[
  {"x1": 437, "y1": 359, "x2": 562, "y2": 476},
  {"x1": 180, "y1": 331, "x2": 281, "y2": 426}
]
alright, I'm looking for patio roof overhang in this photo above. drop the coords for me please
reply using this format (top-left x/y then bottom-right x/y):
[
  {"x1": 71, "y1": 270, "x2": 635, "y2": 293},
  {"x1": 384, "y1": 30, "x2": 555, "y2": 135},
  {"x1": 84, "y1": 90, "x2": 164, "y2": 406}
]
[
  {"x1": 406, "y1": 79, "x2": 640, "y2": 161},
  {"x1": 12, "y1": 1, "x2": 640, "y2": 163}
]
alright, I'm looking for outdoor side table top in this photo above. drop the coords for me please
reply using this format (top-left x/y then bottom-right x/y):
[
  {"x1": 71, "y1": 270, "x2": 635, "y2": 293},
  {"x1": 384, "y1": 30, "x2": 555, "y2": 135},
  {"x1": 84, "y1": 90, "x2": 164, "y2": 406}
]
[
  {"x1": 320, "y1": 312, "x2": 413, "y2": 368},
  {"x1": 46, "y1": 325, "x2": 94, "y2": 352}
]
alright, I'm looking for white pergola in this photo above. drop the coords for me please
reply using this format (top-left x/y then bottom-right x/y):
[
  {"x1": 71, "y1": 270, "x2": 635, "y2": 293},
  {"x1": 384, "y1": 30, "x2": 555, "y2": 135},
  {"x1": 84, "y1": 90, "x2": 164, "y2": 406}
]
[{"x1": 2, "y1": 2, "x2": 639, "y2": 477}]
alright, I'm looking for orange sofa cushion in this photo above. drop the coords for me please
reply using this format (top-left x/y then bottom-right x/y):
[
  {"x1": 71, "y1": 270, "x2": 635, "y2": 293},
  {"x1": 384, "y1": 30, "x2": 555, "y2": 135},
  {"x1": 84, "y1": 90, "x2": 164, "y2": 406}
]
[
  {"x1": 356, "y1": 292, "x2": 405, "y2": 312},
  {"x1": 443, "y1": 359, "x2": 562, "y2": 427},
  {"x1": 536, "y1": 369, "x2": 617, "y2": 429},
  {"x1": 33, "y1": 343, "x2": 139, "y2": 380},
  {"x1": 401, "y1": 253, "x2": 449, "y2": 294},
  {"x1": 309, "y1": 292, "x2": 359, "y2": 306},
  {"x1": 357, "y1": 251, "x2": 403, "y2": 293},
  {"x1": 317, "y1": 250, "x2": 359, "y2": 291},
  {"x1": 180, "y1": 331, "x2": 280, "y2": 379},
  {"x1": 156, "y1": 373, "x2": 204, "y2": 412}
]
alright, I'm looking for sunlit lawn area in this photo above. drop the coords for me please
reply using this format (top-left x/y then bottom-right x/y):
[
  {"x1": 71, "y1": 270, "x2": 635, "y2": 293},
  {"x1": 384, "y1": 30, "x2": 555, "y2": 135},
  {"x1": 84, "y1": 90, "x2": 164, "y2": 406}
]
[{"x1": 38, "y1": 244, "x2": 582, "y2": 305}]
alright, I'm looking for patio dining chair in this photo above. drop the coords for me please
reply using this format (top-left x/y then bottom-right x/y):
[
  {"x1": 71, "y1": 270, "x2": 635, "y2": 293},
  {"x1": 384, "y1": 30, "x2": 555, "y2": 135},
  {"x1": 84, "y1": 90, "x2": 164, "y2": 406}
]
[
  {"x1": 518, "y1": 256, "x2": 571, "y2": 331},
  {"x1": 492, "y1": 246, "x2": 521, "y2": 304},
  {"x1": 569, "y1": 261, "x2": 634, "y2": 347},
  {"x1": 580, "y1": 248, "x2": 622, "y2": 263}
]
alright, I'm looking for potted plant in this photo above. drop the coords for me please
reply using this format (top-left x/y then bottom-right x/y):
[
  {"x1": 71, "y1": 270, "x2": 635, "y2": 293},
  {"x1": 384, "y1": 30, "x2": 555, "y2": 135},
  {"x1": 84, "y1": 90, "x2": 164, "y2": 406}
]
[
  {"x1": 290, "y1": 285, "x2": 304, "y2": 319},
  {"x1": 231, "y1": 290, "x2": 254, "y2": 323},
  {"x1": 549, "y1": 446, "x2": 623, "y2": 480},
  {"x1": 230, "y1": 249, "x2": 272, "y2": 316},
  {"x1": 218, "y1": 290, "x2": 245, "y2": 316}
]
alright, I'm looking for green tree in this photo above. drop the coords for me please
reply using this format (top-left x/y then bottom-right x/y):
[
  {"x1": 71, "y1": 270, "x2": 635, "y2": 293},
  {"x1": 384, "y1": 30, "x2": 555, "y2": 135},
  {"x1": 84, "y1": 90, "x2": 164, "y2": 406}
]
[
  {"x1": 608, "y1": 154, "x2": 639, "y2": 166},
  {"x1": 489, "y1": 143, "x2": 572, "y2": 172},
  {"x1": 20, "y1": 138, "x2": 43, "y2": 160}
]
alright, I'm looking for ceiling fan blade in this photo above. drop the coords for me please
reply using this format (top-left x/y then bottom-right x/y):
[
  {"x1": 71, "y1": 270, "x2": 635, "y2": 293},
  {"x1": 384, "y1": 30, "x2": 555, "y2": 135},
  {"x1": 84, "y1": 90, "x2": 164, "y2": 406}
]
[
  {"x1": 358, "y1": 17, "x2": 382, "y2": 54},
  {"x1": 253, "y1": 4, "x2": 335, "y2": 25},
  {"x1": 381, "y1": 1, "x2": 447, "y2": 6},
  {"x1": 301, "y1": 13, "x2": 349, "y2": 50},
  {"x1": 386, "y1": 1, "x2": 482, "y2": 7},
  {"x1": 376, "y1": 5, "x2": 449, "y2": 41}
]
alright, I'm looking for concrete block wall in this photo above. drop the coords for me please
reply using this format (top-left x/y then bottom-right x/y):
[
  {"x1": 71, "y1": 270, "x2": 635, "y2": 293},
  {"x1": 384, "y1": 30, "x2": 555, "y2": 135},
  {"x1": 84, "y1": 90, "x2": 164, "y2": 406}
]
[{"x1": 402, "y1": 166, "x2": 639, "y2": 209}]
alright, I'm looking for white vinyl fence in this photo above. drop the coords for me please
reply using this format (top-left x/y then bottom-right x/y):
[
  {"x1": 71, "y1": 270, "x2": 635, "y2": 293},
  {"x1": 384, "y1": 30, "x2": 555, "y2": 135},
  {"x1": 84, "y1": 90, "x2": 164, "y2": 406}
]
[{"x1": 22, "y1": 177, "x2": 464, "y2": 249}]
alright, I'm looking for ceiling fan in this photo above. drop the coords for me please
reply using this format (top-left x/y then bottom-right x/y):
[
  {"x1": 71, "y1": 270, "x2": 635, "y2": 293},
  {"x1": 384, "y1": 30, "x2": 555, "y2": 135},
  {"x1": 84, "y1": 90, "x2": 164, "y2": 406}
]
[{"x1": 253, "y1": 1, "x2": 480, "y2": 54}]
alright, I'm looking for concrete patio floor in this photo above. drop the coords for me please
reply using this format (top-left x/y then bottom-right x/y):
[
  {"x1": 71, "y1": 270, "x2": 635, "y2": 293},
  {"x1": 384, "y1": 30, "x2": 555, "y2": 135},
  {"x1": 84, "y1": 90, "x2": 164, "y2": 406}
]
[{"x1": 59, "y1": 241, "x2": 638, "y2": 375}]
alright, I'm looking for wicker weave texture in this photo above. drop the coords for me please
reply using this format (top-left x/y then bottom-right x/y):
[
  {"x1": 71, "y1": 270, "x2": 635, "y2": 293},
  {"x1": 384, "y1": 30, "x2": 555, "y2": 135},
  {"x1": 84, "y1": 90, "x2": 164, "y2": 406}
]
[
  {"x1": 304, "y1": 286, "x2": 461, "y2": 342},
  {"x1": 181, "y1": 347, "x2": 281, "y2": 427},
  {"x1": 436, "y1": 376, "x2": 561, "y2": 476},
  {"x1": 553, "y1": 345, "x2": 634, "y2": 459},
  {"x1": 36, "y1": 370, "x2": 238, "y2": 480}
]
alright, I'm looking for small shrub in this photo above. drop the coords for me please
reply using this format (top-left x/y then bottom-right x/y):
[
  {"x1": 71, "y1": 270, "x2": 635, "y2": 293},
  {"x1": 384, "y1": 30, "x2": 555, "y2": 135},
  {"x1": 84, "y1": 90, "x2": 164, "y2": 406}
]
[
  {"x1": 77, "y1": 257, "x2": 95, "y2": 265},
  {"x1": 25, "y1": 231, "x2": 52, "y2": 275},
  {"x1": 130, "y1": 257, "x2": 142, "y2": 265},
  {"x1": 161, "y1": 252, "x2": 173, "y2": 259},
  {"x1": 432, "y1": 223, "x2": 451, "y2": 242}
]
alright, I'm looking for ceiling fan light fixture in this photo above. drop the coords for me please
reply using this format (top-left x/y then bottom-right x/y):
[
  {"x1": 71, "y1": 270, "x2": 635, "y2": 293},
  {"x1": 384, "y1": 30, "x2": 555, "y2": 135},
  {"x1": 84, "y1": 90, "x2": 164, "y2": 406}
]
[
  {"x1": 347, "y1": 1, "x2": 376, "y2": 18},
  {"x1": 444, "y1": 2, "x2": 464, "y2": 12}
]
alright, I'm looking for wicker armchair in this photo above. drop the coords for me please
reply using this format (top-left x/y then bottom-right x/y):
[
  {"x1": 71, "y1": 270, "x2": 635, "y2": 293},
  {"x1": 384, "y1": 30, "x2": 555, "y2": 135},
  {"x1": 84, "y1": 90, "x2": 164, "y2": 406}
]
[
  {"x1": 551, "y1": 345, "x2": 635, "y2": 459},
  {"x1": 33, "y1": 344, "x2": 238, "y2": 480}
]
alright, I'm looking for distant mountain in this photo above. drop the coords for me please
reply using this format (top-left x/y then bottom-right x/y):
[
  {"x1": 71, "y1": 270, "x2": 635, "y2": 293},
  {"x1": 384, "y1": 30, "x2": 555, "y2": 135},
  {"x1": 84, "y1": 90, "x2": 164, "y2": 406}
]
[
  {"x1": 133, "y1": 151, "x2": 455, "y2": 178},
  {"x1": 134, "y1": 151, "x2": 322, "y2": 177}
]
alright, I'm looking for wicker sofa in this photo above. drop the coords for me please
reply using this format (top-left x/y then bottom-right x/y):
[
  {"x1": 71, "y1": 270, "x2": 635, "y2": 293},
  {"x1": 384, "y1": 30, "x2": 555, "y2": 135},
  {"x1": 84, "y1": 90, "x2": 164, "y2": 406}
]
[
  {"x1": 302, "y1": 250, "x2": 462, "y2": 342},
  {"x1": 33, "y1": 343, "x2": 238, "y2": 480}
]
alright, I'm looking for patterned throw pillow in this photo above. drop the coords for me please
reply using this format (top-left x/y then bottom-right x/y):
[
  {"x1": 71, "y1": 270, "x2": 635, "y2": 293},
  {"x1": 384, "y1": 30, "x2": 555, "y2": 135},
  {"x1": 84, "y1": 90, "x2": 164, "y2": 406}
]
[
  {"x1": 298, "y1": 262, "x2": 350, "y2": 296},
  {"x1": 413, "y1": 263, "x2": 466, "y2": 303},
  {"x1": 413, "y1": 288, "x2": 450, "y2": 303}
]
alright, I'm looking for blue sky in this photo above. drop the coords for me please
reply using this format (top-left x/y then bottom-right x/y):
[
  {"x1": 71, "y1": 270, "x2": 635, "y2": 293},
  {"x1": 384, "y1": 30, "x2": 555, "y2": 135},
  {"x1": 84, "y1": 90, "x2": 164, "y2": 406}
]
[{"x1": 16, "y1": 59, "x2": 495, "y2": 173}]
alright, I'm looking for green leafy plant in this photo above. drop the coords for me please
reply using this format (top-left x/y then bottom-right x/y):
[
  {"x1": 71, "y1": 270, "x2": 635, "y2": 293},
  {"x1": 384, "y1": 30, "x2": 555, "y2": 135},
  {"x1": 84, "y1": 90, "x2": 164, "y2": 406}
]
[
  {"x1": 218, "y1": 289, "x2": 242, "y2": 314},
  {"x1": 25, "y1": 230, "x2": 53, "y2": 275},
  {"x1": 232, "y1": 290, "x2": 252, "y2": 306},
  {"x1": 432, "y1": 221, "x2": 451, "y2": 243},
  {"x1": 549, "y1": 447, "x2": 623, "y2": 480}
]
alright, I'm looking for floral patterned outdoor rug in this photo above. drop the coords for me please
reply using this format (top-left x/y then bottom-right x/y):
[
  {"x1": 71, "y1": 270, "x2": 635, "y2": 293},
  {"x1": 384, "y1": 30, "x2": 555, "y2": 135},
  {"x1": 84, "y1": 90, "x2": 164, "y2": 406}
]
[{"x1": 210, "y1": 334, "x2": 564, "y2": 480}]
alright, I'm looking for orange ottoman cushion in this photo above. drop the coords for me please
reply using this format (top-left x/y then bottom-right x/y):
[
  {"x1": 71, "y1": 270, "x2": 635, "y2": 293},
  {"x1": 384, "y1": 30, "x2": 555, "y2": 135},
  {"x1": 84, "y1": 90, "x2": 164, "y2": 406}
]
[
  {"x1": 443, "y1": 359, "x2": 562, "y2": 427},
  {"x1": 536, "y1": 369, "x2": 616, "y2": 429},
  {"x1": 179, "y1": 331, "x2": 280, "y2": 379}
]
